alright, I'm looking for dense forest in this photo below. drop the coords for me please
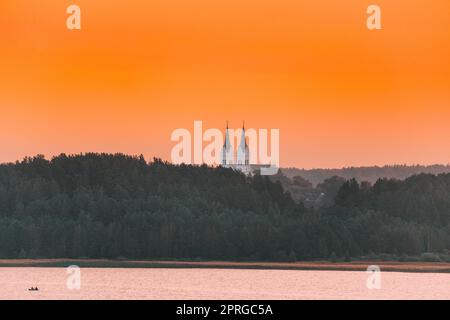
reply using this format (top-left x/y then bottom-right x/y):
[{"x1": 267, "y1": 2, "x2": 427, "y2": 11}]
[
  {"x1": 0, "y1": 153, "x2": 449, "y2": 262},
  {"x1": 282, "y1": 164, "x2": 450, "y2": 186}
]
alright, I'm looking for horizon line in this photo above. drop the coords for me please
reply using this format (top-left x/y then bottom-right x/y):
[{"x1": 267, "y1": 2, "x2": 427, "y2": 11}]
[{"x1": 1, "y1": 152, "x2": 450, "y2": 171}]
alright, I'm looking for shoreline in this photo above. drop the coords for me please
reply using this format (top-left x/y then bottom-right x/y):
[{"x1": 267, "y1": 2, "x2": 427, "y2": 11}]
[{"x1": 1, "y1": 259, "x2": 450, "y2": 273}]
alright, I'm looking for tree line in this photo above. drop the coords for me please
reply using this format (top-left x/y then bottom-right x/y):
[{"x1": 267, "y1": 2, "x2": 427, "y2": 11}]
[
  {"x1": 282, "y1": 164, "x2": 450, "y2": 186},
  {"x1": 0, "y1": 153, "x2": 449, "y2": 261}
]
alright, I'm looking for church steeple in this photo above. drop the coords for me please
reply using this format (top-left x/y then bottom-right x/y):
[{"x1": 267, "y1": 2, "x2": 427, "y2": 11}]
[
  {"x1": 239, "y1": 121, "x2": 247, "y2": 150},
  {"x1": 224, "y1": 121, "x2": 231, "y2": 149},
  {"x1": 221, "y1": 121, "x2": 250, "y2": 167},
  {"x1": 221, "y1": 121, "x2": 234, "y2": 165},
  {"x1": 237, "y1": 121, "x2": 249, "y2": 165}
]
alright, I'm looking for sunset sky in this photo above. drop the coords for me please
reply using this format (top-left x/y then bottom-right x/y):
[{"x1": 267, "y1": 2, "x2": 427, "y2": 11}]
[{"x1": 0, "y1": 0, "x2": 449, "y2": 168}]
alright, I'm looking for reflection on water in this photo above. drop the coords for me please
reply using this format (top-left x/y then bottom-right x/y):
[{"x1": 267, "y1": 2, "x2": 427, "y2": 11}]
[{"x1": 0, "y1": 267, "x2": 448, "y2": 300}]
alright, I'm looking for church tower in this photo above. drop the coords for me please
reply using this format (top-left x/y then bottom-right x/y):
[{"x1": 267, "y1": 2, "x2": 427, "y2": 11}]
[
  {"x1": 237, "y1": 121, "x2": 250, "y2": 165},
  {"x1": 221, "y1": 121, "x2": 234, "y2": 166}
]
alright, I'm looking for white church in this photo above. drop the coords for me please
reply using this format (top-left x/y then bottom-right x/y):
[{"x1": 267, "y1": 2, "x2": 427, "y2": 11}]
[{"x1": 220, "y1": 122, "x2": 265, "y2": 176}]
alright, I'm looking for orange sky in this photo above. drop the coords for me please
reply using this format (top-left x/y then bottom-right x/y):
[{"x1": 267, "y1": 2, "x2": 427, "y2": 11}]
[{"x1": 0, "y1": 0, "x2": 449, "y2": 168}]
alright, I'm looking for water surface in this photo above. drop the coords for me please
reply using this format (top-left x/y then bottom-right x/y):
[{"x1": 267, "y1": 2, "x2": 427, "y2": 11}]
[{"x1": 0, "y1": 268, "x2": 448, "y2": 300}]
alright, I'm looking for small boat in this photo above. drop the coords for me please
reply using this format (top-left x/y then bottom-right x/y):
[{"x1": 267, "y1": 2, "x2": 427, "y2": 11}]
[{"x1": 28, "y1": 287, "x2": 39, "y2": 291}]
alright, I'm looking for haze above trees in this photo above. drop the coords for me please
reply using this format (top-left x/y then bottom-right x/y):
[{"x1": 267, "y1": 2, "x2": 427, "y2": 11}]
[{"x1": 282, "y1": 165, "x2": 450, "y2": 186}]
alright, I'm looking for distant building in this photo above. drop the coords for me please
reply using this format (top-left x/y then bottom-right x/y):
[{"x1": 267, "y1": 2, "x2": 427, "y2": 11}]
[{"x1": 220, "y1": 122, "x2": 268, "y2": 176}]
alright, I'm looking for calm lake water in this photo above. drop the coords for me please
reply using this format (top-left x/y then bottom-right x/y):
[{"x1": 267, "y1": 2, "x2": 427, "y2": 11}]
[{"x1": 0, "y1": 268, "x2": 448, "y2": 300}]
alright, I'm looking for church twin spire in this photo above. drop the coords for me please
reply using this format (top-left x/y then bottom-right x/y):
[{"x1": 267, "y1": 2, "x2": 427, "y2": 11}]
[{"x1": 222, "y1": 121, "x2": 250, "y2": 166}]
